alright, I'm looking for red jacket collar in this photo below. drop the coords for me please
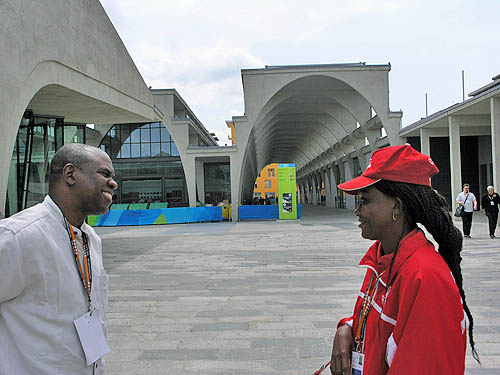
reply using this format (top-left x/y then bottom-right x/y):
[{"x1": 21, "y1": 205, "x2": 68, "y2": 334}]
[{"x1": 359, "y1": 228, "x2": 431, "y2": 286}]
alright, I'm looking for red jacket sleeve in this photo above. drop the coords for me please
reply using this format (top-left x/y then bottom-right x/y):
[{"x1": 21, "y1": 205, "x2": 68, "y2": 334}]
[
  {"x1": 337, "y1": 267, "x2": 374, "y2": 330},
  {"x1": 387, "y1": 269, "x2": 466, "y2": 374},
  {"x1": 337, "y1": 315, "x2": 354, "y2": 329}
]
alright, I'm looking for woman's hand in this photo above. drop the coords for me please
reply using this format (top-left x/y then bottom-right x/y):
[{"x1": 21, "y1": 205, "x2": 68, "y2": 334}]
[{"x1": 330, "y1": 324, "x2": 355, "y2": 375}]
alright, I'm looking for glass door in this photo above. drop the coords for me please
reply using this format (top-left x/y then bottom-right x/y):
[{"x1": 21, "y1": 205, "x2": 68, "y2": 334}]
[{"x1": 5, "y1": 114, "x2": 63, "y2": 216}]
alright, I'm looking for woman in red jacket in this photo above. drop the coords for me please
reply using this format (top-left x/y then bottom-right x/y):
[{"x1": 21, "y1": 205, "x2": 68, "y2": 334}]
[{"x1": 329, "y1": 145, "x2": 479, "y2": 375}]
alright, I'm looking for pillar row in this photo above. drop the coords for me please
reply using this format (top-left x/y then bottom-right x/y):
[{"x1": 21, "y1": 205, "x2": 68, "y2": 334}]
[
  {"x1": 449, "y1": 116, "x2": 462, "y2": 216},
  {"x1": 491, "y1": 97, "x2": 500, "y2": 205}
]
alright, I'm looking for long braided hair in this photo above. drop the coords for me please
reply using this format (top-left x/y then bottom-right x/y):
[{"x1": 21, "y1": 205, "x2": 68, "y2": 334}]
[{"x1": 374, "y1": 179, "x2": 480, "y2": 363}]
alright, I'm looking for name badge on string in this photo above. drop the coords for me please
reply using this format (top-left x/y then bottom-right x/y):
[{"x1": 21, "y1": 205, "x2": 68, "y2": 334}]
[
  {"x1": 351, "y1": 351, "x2": 364, "y2": 375},
  {"x1": 491, "y1": 201, "x2": 495, "y2": 206},
  {"x1": 74, "y1": 309, "x2": 110, "y2": 366}
]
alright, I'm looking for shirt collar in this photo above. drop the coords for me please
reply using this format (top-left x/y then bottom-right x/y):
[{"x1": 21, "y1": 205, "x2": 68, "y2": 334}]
[
  {"x1": 44, "y1": 195, "x2": 89, "y2": 234},
  {"x1": 360, "y1": 228, "x2": 430, "y2": 286},
  {"x1": 44, "y1": 195, "x2": 67, "y2": 228}
]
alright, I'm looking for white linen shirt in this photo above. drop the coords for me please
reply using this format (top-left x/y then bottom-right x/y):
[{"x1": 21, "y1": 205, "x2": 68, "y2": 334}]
[
  {"x1": 0, "y1": 196, "x2": 108, "y2": 375},
  {"x1": 456, "y1": 192, "x2": 476, "y2": 213}
]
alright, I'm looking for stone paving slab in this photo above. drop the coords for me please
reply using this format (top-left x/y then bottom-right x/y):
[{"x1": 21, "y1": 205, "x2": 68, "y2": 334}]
[{"x1": 97, "y1": 206, "x2": 500, "y2": 374}]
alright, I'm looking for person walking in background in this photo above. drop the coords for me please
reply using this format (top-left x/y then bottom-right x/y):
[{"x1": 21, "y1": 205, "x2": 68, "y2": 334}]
[
  {"x1": 456, "y1": 184, "x2": 477, "y2": 238},
  {"x1": 0, "y1": 144, "x2": 117, "y2": 374},
  {"x1": 481, "y1": 185, "x2": 500, "y2": 238}
]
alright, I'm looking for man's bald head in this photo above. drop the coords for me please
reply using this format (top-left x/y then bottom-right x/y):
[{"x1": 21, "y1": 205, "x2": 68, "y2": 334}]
[
  {"x1": 49, "y1": 144, "x2": 101, "y2": 186},
  {"x1": 48, "y1": 143, "x2": 116, "y2": 226}
]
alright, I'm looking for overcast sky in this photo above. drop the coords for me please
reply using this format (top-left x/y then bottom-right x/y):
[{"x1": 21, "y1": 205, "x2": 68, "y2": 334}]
[{"x1": 100, "y1": 0, "x2": 499, "y2": 145}]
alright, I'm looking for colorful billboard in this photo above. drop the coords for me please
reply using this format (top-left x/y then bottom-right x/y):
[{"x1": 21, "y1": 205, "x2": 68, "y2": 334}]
[{"x1": 278, "y1": 163, "x2": 297, "y2": 220}]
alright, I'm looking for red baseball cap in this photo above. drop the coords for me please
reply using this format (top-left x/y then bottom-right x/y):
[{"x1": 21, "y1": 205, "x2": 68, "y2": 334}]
[{"x1": 338, "y1": 144, "x2": 439, "y2": 194}]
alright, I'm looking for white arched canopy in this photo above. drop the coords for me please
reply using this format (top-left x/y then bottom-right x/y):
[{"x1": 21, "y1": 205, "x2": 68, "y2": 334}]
[{"x1": 236, "y1": 68, "x2": 402, "y2": 206}]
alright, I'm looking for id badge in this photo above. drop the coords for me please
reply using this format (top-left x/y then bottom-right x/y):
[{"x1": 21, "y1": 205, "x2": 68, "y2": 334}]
[
  {"x1": 351, "y1": 351, "x2": 364, "y2": 375},
  {"x1": 491, "y1": 201, "x2": 495, "y2": 206},
  {"x1": 74, "y1": 310, "x2": 111, "y2": 366}
]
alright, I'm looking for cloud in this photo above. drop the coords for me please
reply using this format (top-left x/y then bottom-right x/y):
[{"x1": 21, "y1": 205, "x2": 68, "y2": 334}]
[
  {"x1": 131, "y1": 42, "x2": 263, "y2": 144},
  {"x1": 100, "y1": 0, "x2": 500, "y2": 144}
]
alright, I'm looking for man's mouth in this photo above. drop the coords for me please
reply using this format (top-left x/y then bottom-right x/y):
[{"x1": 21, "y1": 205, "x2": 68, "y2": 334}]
[{"x1": 103, "y1": 191, "x2": 113, "y2": 201}]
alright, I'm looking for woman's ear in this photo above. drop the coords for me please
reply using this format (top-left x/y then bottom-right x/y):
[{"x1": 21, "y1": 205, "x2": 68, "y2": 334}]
[{"x1": 393, "y1": 197, "x2": 404, "y2": 216}]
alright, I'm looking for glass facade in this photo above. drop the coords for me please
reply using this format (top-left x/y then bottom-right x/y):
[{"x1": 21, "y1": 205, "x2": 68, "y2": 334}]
[
  {"x1": 99, "y1": 122, "x2": 179, "y2": 159},
  {"x1": 5, "y1": 112, "x2": 86, "y2": 217},
  {"x1": 100, "y1": 123, "x2": 187, "y2": 207},
  {"x1": 204, "y1": 163, "x2": 231, "y2": 205}
]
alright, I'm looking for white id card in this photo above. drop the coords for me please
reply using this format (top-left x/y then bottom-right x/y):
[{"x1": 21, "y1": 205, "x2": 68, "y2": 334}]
[
  {"x1": 74, "y1": 310, "x2": 111, "y2": 366},
  {"x1": 491, "y1": 201, "x2": 495, "y2": 206},
  {"x1": 351, "y1": 351, "x2": 364, "y2": 375}
]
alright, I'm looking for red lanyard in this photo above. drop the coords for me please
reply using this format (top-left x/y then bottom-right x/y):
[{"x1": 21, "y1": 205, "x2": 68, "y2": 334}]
[
  {"x1": 64, "y1": 218, "x2": 93, "y2": 310},
  {"x1": 355, "y1": 271, "x2": 383, "y2": 352}
]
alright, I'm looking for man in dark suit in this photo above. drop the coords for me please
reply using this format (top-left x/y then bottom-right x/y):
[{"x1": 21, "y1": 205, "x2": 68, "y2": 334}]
[{"x1": 481, "y1": 185, "x2": 500, "y2": 238}]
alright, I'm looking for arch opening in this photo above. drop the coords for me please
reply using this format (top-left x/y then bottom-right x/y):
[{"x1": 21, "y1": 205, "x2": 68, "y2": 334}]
[{"x1": 239, "y1": 74, "x2": 386, "y2": 205}]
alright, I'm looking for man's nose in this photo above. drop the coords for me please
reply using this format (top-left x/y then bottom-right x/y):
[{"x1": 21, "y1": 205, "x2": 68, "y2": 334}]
[{"x1": 109, "y1": 178, "x2": 118, "y2": 190}]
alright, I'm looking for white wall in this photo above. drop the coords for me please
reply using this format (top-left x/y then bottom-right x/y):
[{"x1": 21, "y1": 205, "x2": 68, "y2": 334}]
[{"x1": 0, "y1": 0, "x2": 156, "y2": 210}]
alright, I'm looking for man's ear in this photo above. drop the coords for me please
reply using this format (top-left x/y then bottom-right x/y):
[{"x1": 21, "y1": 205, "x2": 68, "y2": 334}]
[{"x1": 62, "y1": 163, "x2": 77, "y2": 186}]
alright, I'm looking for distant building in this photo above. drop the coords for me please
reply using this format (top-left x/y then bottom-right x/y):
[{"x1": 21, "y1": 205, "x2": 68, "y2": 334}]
[
  {"x1": 1, "y1": 1, "x2": 407, "y2": 221},
  {"x1": 253, "y1": 163, "x2": 279, "y2": 201},
  {"x1": 400, "y1": 74, "x2": 500, "y2": 214}
]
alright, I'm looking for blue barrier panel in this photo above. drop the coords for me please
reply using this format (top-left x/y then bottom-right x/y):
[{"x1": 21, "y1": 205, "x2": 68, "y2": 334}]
[
  {"x1": 161, "y1": 207, "x2": 222, "y2": 224},
  {"x1": 239, "y1": 204, "x2": 303, "y2": 220},
  {"x1": 239, "y1": 205, "x2": 278, "y2": 220},
  {"x1": 102, "y1": 210, "x2": 123, "y2": 226},
  {"x1": 92, "y1": 206, "x2": 222, "y2": 226}
]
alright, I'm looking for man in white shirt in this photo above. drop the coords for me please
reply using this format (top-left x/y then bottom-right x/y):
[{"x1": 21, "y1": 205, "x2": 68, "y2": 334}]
[
  {"x1": 0, "y1": 144, "x2": 117, "y2": 374},
  {"x1": 456, "y1": 183, "x2": 477, "y2": 238}
]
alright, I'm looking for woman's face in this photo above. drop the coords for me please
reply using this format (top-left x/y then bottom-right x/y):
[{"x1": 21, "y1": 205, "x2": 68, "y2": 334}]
[{"x1": 355, "y1": 186, "x2": 397, "y2": 241}]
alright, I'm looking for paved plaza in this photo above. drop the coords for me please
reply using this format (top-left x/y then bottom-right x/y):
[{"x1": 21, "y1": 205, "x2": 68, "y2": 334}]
[{"x1": 97, "y1": 205, "x2": 500, "y2": 374}]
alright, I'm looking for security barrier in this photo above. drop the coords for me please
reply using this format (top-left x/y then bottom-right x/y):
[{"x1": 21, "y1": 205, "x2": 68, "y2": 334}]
[
  {"x1": 88, "y1": 206, "x2": 223, "y2": 226},
  {"x1": 238, "y1": 204, "x2": 302, "y2": 220}
]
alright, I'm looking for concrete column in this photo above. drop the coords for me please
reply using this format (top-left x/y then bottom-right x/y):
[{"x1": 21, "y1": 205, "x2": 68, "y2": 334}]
[
  {"x1": 324, "y1": 168, "x2": 333, "y2": 208},
  {"x1": 330, "y1": 167, "x2": 338, "y2": 208},
  {"x1": 449, "y1": 116, "x2": 462, "y2": 216},
  {"x1": 183, "y1": 156, "x2": 197, "y2": 207},
  {"x1": 318, "y1": 172, "x2": 323, "y2": 205},
  {"x1": 305, "y1": 179, "x2": 310, "y2": 204},
  {"x1": 346, "y1": 157, "x2": 356, "y2": 181},
  {"x1": 419, "y1": 128, "x2": 431, "y2": 156},
  {"x1": 344, "y1": 161, "x2": 355, "y2": 210},
  {"x1": 319, "y1": 170, "x2": 326, "y2": 206},
  {"x1": 195, "y1": 159, "x2": 205, "y2": 204},
  {"x1": 307, "y1": 176, "x2": 313, "y2": 204},
  {"x1": 491, "y1": 98, "x2": 500, "y2": 205},
  {"x1": 0, "y1": 96, "x2": 24, "y2": 214},
  {"x1": 337, "y1": 161, "x2": 346, "y2": 183},
  {"x1": 230, "y1": 155, "x2": 241, "y2": 221},
  {"x1": 312, "y1": 175, "x2": 318, "y2": 205}
]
